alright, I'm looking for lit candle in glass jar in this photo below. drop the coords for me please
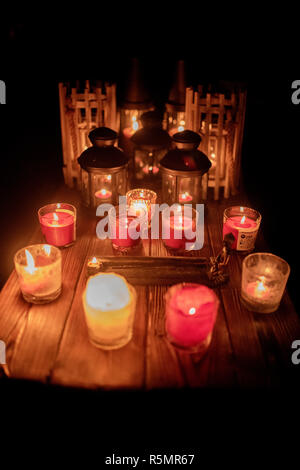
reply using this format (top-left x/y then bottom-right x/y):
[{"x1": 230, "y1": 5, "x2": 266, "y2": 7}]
[
  {"x1": 223, "y1": 206, "x2": 262, "y2": 252},
  {"x1": 38, "y1": 203, "x2": 76, "y2": 247},
  {"x1": 14, "y1": 244, "x2": 62, "y2": 304},
  {"x1": 82, "y1": 273, "x2": 137, "y2": 350},
  {"x1": 126, "y1": 188, "x2": 157, "y2": 226},
  {"x1": 162, "y1": 205, "x2": 197, "y2": 252},
  {"x1": 165, "y1": 283, "x2": 219, "y2": 354},
  {"x1": 108, "y1": 205, "x2": 147, "y2": 252},
  {"x1": 241, "y1": 253, "x2": 290, "y2": 313}
]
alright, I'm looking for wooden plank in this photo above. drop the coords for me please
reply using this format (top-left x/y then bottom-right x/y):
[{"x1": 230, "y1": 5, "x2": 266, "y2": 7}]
[
  {"x1": 4, "y1": 191, "x2": 95, "y2": 382},
  {"x1": 1, "y1": 182, "x2": 299, "y2": 390},
  {"x1": 145, "y1": 209, "x2": 236, "y2": 388},
  {"x1": 206, "y1": 196, "x2": 300, "y2": 387},
  {"x1": 50, "y1": 236, "x2": 149, "y2": 389}
]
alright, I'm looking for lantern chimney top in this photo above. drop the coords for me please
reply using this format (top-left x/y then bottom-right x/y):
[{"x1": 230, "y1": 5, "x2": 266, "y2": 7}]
[
  {"x1": 167, "y1": 60, "x2": 186, "y2": 110},
  {"x1": 122, "y1": 57, "x2": 152, "y2": 110}
]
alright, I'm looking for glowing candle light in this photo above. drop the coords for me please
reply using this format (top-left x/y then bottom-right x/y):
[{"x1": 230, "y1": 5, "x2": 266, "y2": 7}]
[
  {"x1": 223, "y1": 206, "x2": 262, "y2": 252},
  {"x1": 14, "y1": 244, "x2": 62, "y2": 304},
  {"x1": 95, "y1": 188, "x2": 113, "y2": 200},
  {"x1": 83, "y1": 273, "x2": 137, "y2": 350},
  {"x1": 38, "y1": 203, "x2": 76, "y2": 247},
  {"x1": 241, "y1": 253, "x2": 291, "y2": 314},
  {"x1": 162, "y1": 205, "x2": 197, "y2": 252},
  {"x1": 126, "y1": 189, "x2": 157, "y2": 226},
  {"x1": 87, "y1": 256, "x2": 102, "y2": 276},
  {"x1": 108, "y1": 205, "x2": 147, "y2": 252},
  {"x1": 178, "y1": 191, "x2": 193, "y2": 203},
  {"x1": 165, "y1": 283, "x2": 219, "y2": 354}
]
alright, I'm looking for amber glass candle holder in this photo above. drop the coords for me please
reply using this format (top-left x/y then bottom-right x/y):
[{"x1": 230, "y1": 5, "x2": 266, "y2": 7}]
[{"x1": 126, "y1": 188, "x2": 157, "y2": 227}]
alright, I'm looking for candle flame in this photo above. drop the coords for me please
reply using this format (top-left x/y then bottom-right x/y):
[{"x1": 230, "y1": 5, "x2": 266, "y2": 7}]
[
  {"x1": 25, "y1": 249, "x2": 37, "y2": 274},
  {"x1": 255, "y1": 276, "x2": 267, "y2": 297},
  {"x1": 189, "y1": 307, "x2": 196, "y2": 315},
  {"x1": 240, "y1": 207, "x2": 244, "y2": 212},
  {"x1": 57, "y1": 203, "x2": 61, "y2": 209},
  {"x1": 43, "y1": 245, "x2": 51, "y2": 256},
  {"x1": 91, "y1": 257, "x2": 97, "y2": 264},
  {"x1": 53, "y1": 212, "x2": 59, "y2": 221},
  {"x1": 241, "y1": 216, "x2": 246, "y2": 224},
  {"x1": 132, "y1": 116, "x2": 139, "y2": 131},
  {"x1": 100, "y1": 189, "x2": 107, "y2": 196},
  {"x1": 178, "y1": 120, "x2": 185, "y2": 132}
]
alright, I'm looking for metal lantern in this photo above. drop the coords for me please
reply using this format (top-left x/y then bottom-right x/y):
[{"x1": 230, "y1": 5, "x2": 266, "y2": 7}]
[
  {"x1": 165, "y1": 60, "x2": 186, "y2": 137},
  {"x1": 159, "y1": 130, "x2": 211, "y2": 205},
  {"x1": 131, "y1": 111, "x2": 172, "y2": 182},
  {"x1": 119, "y1": 58, "x2": 153, "y2": 156},
  {"x1": 78, "y1": 127, "x2": 129, "y2": 208}
]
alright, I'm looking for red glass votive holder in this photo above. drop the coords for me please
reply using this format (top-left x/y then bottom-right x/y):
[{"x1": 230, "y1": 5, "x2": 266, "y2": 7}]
[
  {"x1": 165, "y1": 283, "x2": 219, "y2": 354},
  {"x1": 38, "y1": 203, "x2": 76, "y2": 248},
  {"x1": 162, "y1": 204, "x2": 197, "y2": 253},
  {"x1": 108, "y1": 205, "x2": 147, "y2": 252},
  {"x1": 223, "y1": 206, "x2": 262, "y2": 253}
]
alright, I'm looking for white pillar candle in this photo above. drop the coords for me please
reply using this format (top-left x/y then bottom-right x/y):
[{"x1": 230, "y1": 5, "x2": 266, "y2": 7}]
[{"x1": 82, "y1": 273, "x2": 137, "y2": 350}]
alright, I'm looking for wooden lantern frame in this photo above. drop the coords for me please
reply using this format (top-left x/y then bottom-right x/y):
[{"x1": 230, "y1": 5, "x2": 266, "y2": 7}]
[
  {"x1": 59, "y1": 81, "x2": 118, "y2": 188},
  {"x1": 185, "y1": 86, "x2": 247, "y2": 200}
]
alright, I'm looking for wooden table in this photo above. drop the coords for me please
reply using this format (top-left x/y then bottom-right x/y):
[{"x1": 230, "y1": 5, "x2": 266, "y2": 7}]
[{"x1": 1, "y1": 186, "x2": 299, "y2": 390}]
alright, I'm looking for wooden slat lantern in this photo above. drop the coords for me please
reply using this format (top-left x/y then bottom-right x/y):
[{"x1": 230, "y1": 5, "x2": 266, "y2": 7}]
[
  {"x1": 159, "y1": 130, "x2": 211, "y2": 205},
  {"x1": 185, "y1": 86, "x2": 247, "y2": 200},
  {"x1": 78, "y1": 127, "x2": 129, "y2": 208},
  {"x1": 59, "y1": 80, "x2": 118, "y2": 189},
  {"x1": 165, "y1": 60, "x2": 187, "y2": 137},
  {"x1": 131, "y1": 111, "x2": 172, "y2": 183}
]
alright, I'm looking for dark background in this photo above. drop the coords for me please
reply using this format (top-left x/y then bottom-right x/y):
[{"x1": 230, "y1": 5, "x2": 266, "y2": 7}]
[{"x1": 1, "y1": 18, "x2": 300, "y2": 465}]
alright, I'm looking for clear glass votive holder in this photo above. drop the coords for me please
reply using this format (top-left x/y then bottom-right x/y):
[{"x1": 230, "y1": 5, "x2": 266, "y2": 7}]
[
  {"x1": 38, "y1": 203, "x2": 77, "y2": 248},
  {"x1": 83, "y1": 273, "x2": 137, "y2": 350},
  {"x1": 108, "y1": 205, "x2": 147, "y2": 253},
  {"x1": 241, "y1": 253, "x2": 290, "y2": 314},
  {"x1": 165, "y1": 283, "x2": 219, "y2": 355},
  {"x1": 162, "y1": 204, "x2": 200, "y2": 254},
  {"x1": 223, "y1": 206, "x2": 262, "y2": 253},
  {"x1": 14, "y1": 244, "x2": 62, "y2": 304},
  {"x1": 126, "y1": 188, "x2": 157, "y2": 227}
]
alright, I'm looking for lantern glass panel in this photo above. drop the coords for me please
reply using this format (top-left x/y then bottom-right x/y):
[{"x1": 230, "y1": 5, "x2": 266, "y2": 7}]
[
  {"x1": 167, "y1": 111, "x2": 186, "y2": 137},
  {"x1": 81, "y1": 169, "x2": 90, "y2": 207},
  {"x1": 162, "y1": 174, "x2": 176, "y2": 205},
  {"x1": 120, "y1": 109, "x2": 150, "y2": 138},
  {"x1": 134, "y1": 149, "x2": 165, "y2": 180},
  {"x1": 162, "y1": 174, "x2": 204, "y2": 205}
]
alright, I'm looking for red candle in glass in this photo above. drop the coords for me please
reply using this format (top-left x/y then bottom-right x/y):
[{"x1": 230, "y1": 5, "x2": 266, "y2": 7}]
[
  {"x1": 163, "y1": 212, "x2": 196, "y2": 251},
  {"x1": 109, "y1": 205, "x2": 147, "y2": 251},
  {"x1": 112, "y1": 215, "x2": 141, "y2": 248},
  {"x1": 39, "y1": 203, "x2": 76, "y2": 247},
  {"x1": 165, "y1": 283, "x2": 219, "y2": 354},
  {"x1": 223, "y1": 207, "x2": 262, "y2": 252}
]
